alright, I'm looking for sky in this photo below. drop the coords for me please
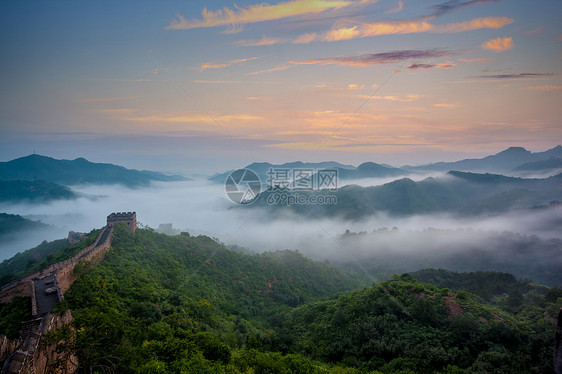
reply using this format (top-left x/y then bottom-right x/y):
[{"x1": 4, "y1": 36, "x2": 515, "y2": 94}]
[{"x1": 1, "y1": 0, "x2": 561, "y2": 174}]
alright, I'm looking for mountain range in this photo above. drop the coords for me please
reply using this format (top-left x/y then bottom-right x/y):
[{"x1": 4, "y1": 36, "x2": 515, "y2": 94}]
[
  {"x1": 211, "y1": 145, "x2": 562, "y2": 186},
  {"x1": 403, "y1": 145, "x2": 562, "y2": 173},
  {"x1": 0, "y1": 154, "x2": 187, "y2": 187},
  {"x1": 209, "y1": 161, "x2": 355, "y2": 185},
  {"x1": 252, "y1": 171, "x2": 562, "y2": 218}
]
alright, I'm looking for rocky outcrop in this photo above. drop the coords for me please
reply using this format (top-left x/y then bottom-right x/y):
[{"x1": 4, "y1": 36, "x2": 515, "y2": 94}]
[
  {"x1": 0, "y1": 311, "x2": 76, "y2": 374},
  {"x1": 67, "y1": 231, "x2": 86, "y2": 244},
  {"x1": 554, "y1": 309, "x2": 562, "y2": 374},
  {"x1": 0, "y1": 335, "x2": 18, "y2": 366}
]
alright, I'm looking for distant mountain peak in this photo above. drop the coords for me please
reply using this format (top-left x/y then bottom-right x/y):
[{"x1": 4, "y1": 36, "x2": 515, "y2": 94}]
[
  {"x1": 357, "y1": 162, "x2": 386, "y2": 170},
  {"x1": 495, "y1": 146, "x2": 530, "y2": 156}
]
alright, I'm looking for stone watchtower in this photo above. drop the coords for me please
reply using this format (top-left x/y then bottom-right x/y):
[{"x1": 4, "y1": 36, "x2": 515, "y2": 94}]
[{"x1": 107, "y1": 212, "x2": 137, "y2": 233}]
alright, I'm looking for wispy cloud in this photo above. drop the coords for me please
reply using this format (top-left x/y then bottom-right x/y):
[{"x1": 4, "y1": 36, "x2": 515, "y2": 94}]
[
  {"x1": 471, "y1": 73, "x2": 552, "y2": 80},
  {"x1": 320, "y1": 20, "x2": 432, "y2": 42},
  {"x1": 429, "y1": 0, "x2": 498, "y2": 17},
  {"x1": 293, "y1": 32, "x2": 319, "y2": 44},
  {"x1": 526, "y1": 26, "x2": 543, "y2": 36},
  {"x1": 347, "y1": 84, "x2": 365, "y2": 90},
  {"x1": 166, "y1": 0, "x2": 358, "y2": 30},
  {"x1": 290, "y1": 49, "x2": 453, "y2": 67},
  {"x1": 386, "y1": 1, "x2": 404, "y2": 14},
  {"x1": 247, "y1": 64, "x2": 294, "y2": 75},
  {"x1": 433, "y1": 103, "x2": 461, "y2": 108},
  {"x1": 198, "y1": 57, "x2": 257, "y2": 71},
  {"x1": 481, "y1": 36, "x2": 513, "y2": 52},
  {"x1": 436, "y1": 17, "x2": 513, "y2": 33},
  {"x1": 407, "y1": 62, "x2": 455, "y2": 70},
  {"x1": 365, "y1": 94, "x2": 423, "y2": 102},
  {"x1": 246, "y1": 96, "x2": 270, "y2": 101},
  {"x1": 526, "y1": 85, "x2": 562, "y2": 91},
  {"x1": 297, "y1": 16, "x2": 513, "y2": 43},
  {"x1": 235, "y1": 35, "x2": 284, "y2": 47}
]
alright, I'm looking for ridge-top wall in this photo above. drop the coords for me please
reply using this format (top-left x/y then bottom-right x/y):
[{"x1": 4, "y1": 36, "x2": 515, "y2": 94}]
[{"x1": 0, "y1": 225, "x2": 113, "y2": 304}]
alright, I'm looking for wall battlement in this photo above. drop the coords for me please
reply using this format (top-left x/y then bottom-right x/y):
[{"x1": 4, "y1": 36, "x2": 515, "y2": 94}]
[
  {"x1": 0, "y1": 225, "x2": 113, "y2": 304},
  {"x1": 107, "y1": 211, "x2": 136, "y2": 233}
]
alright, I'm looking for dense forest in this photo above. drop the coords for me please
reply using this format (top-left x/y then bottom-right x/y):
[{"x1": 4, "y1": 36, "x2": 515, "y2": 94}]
[
  {"x1": 28, "y1": 226, "x2": 559, "y2": 373},
  {"x1": 0, "y1": 228, "x2": 101, "y2": 286}
]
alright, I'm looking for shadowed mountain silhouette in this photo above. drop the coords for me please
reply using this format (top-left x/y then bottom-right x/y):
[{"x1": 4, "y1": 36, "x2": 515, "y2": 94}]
[
  {"x1": 403, "y1": 145, "x2": 562, "y2": 173},
  {"x1": 0, "y1": 154, "x2": 187, "y2": 187}
]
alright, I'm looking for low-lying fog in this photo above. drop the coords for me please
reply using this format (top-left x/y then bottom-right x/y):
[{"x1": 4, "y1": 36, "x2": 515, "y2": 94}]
[{"x1": 1, "y1": 178, "x2": 561, "y2": 285}]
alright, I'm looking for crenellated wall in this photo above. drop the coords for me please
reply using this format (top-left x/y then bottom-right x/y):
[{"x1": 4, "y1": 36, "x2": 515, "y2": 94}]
[
  {"x1": 0, "y1": 225, "x2": 113, "y2": 305},
  {"x1": 56, "y1": 230, "x2": 113, "y2": 294}
]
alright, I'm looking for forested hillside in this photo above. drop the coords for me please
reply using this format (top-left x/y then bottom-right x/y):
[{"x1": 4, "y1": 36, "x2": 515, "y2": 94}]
[
  {"x1": 41, "y1": 226, "x2": 561, "y2": 373},
  {"x1": 0, "y1": 229, "x2": 101, "y2": 286}
]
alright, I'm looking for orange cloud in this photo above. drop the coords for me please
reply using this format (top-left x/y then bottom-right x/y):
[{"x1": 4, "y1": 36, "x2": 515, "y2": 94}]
[
  {"x1": 360, "y1": 20, "x2": 433, "y2": 37},
  {"x1": 347, "y1": 84, "x2": 364, "y2": 90},
  {"x1": 293, "y1": 32, "x2": 318, "y2": 44},
  {"x1": 324, "y1": 26, "x2": 361, "y2": 41},
  {"x1": 481, "y1": 36, "x2": 513, "y2": 52},
  {"x1": 198, "y1": 57, "x2": 257, "y2": 71},
  {"x1": 247, "y1": 64, "x2": 294, "y2": 75},
  {"x1": 302, "y1": 16, "x2": 513, "y2": 43},
  {"x1": 235, "y1": 35, "x2": 284, "y2": 47},
  {"x1": 433, "y1": 103, "x2": 460, "y2": 108},
  {"x1": 321, "y1": 20, "x2": 432, "y2": 42},
  {"x1": 166, "y1": 0, "x2": 356, "y2": 30},
  {"x1": 436, "y1": 17, "x2": 514, "y2": 33}
]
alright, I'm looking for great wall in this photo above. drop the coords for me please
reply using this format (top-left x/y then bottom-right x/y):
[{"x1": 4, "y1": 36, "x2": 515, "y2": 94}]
[{"x1": 0, "y1": 212, "x2": 136, "y2": 374}]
